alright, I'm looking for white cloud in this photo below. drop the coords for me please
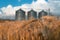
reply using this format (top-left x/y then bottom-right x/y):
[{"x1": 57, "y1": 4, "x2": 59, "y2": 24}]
[
  {"x1": 1, "y1": 5, "x2": 15, "y2": 16},
  {"x1": 31, "y1": 0, "x2": 49, "y2": 11},
  {"x1": 48, "y1": 0, "x2": 60, "y2": 15},
  {"x1": 0, "y1": 0, "x2": 49, "y2": 19},
  {"x1": 0, "y1": 5, "x2": 15, "y2": 19},
  {"x1": 18, "y1": 0, "x2": 48, "y2": 11},
  {"x1": 0, "y1": 0, "x2": 60, "y2": 19},
  {"x1": 48, "y1": 0, "x2": 60, "y2": 2},
  {"x1": 0, "y1": 12, "x2": 2, "y2": 14}
]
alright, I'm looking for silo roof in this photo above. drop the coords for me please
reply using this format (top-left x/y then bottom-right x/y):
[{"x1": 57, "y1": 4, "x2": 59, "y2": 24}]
[
  {"x1": 16, "y1": 9, "x2": 25, "y2": 13},
  {"x1": 28, "y1": 9, "x2": 37, "y2": 13},
  {"x1": 39, "y1": 10, "x2": 47, "y2": 13}
]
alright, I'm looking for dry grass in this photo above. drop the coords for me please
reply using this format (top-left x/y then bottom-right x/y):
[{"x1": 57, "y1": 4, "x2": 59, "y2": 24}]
[{"x1": 0, "y1": 16, "x2": 60, "y2": 40}]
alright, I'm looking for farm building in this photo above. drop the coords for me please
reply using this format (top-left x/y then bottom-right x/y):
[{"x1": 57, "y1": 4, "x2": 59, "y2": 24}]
[
  {"x1": 15, "y1": 9, "x2": 25, "y2": 20},
  {"x1": 27, "y1": 9, "x2": 37, "y2": 20},
  {"x1": 15, "y1": 9, "x2": 52, "y2": 20},
  {"x1": 38, "y1": 10, "x2": 48, "y2": 19}
]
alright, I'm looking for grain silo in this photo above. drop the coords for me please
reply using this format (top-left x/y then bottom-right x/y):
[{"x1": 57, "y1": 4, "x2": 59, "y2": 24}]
[
  {"x1": 38, "y1": 10, "x2": 48, "y2": 19},
  {"x1": 27, "y1": 9, "x2": 37, "y2": 20},
  {"x1": 15, "y1": 9, "x2": 25, "y2": 20}
]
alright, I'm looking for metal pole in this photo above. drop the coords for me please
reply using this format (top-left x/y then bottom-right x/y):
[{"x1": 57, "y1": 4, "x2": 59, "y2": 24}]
[
  {"x1": 48, "y1": 8, "x2": 50, "y2": 16},
  {"x1": 37, "y1": 12, "x2": 39, "y2": 19},
  {"x1": 25, "y1": 11, "x2": 28, "y2": 20}
]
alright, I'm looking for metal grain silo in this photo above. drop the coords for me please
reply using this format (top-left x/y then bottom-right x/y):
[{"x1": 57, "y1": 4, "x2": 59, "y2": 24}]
[
  {"x1": 15, "y1": 9, "x2": 25, "y2": 20},
  {"x1": 27, "y1": 9, "x2": 37, "y2": 20},
  {"x1": 38, "y1": 10, "x2": 48, "y2": 19}
]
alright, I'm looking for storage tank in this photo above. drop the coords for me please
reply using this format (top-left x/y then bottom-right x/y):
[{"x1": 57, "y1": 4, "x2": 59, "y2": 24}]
[
  {"x1": 15, "y1": 9, "x2": 25, "y2": 20},
  {"x1": 38, "y1": 10, "x2": 48, "y2": 19},
  {"x1": 27, "y1": 9, "x2": 37, "y2": 20}
]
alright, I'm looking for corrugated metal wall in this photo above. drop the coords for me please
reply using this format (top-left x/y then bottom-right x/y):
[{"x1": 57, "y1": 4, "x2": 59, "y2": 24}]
[
  {"x1": 15, "y1": 9, "x2": 25, "y2": 20},
  {"x1": 27, "y1": 9, "x2": 37, "y2": 20},
  {"x1": 15, "y1": 9, "x2": 48, "y2": 21},
  {"x1": 38, "y1": 10, "x2": 48, "y2": 19}
]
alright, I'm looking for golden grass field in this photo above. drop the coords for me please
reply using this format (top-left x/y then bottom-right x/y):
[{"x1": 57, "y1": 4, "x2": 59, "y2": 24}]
[{"x1": 0, "y1": 16, "x2": 60, "y2": 40}]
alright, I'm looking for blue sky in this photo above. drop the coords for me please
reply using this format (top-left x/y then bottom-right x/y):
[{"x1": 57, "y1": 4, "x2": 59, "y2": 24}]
[
  {"x1": 0, "y1": 0, "x2": 60, "y2": 19},
  {"x1": 0, "y1": 0, "x2": 48, "y2": 8},
  {"x1": 0, "y1": 0, "x2": 36, "y2": 8}
]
